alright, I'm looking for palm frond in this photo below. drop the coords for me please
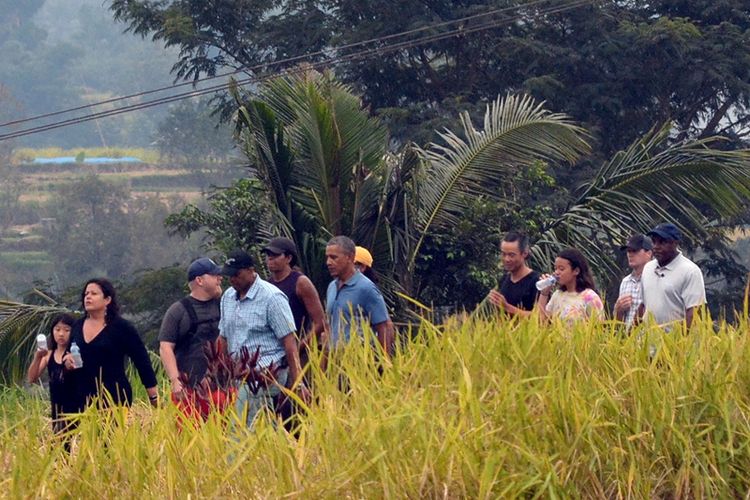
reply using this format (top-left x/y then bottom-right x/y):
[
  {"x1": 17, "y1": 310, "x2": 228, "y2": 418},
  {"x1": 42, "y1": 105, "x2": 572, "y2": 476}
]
[
  {"x1": 533, "y1": 123, "x2": 750, "y2": 284},
  {"x1": 411, "y1": 93, "x2": 590, "y2": 269}
]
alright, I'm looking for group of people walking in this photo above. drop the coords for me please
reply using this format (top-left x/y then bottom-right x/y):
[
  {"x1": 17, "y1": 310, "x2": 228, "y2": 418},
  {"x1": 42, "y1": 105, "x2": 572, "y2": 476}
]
[
  {"x1": 27, "y1": 223, "x2": 707, "y2": 439},
  {"x1": 28, "y1": 236, "x2": 393, "y2": 435},
  {"x1": 487, "y1": 223, "x2": 707, "y2": 329}
]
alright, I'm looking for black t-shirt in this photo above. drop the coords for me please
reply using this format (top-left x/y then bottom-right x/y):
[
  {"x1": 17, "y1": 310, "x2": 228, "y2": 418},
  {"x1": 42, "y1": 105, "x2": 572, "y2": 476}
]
[
  {"x1": 498, "y1": 270, "x2": 540, "y2": 311},
  {"x1": 158, "y1": 296, "x2": 220, "y2": 386}
]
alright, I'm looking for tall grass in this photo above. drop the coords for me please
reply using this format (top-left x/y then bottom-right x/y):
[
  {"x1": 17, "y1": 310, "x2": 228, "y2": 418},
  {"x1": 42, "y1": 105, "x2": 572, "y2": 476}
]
[{"x1": 3, "y1": 313, "x2": 750, "y2": 497}]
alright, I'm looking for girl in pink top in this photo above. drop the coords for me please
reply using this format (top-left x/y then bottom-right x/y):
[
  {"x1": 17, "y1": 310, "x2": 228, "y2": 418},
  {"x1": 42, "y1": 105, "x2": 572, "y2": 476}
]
[{"x1": 537, "y1": 248, "x2": 604, "y2": 323}]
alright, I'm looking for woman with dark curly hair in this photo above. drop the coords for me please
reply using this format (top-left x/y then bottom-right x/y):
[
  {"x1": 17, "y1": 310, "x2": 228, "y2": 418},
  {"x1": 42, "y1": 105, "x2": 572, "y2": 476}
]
[
  {"x1": 67, "y1": 278, "x2": 158, "y2": 407},
  {"x1": 536, "y1": 248, "x2": 604, "y2": 323}
]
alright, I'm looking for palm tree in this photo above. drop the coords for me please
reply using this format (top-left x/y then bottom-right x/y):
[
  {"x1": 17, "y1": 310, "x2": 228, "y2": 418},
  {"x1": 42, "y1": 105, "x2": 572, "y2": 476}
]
[{"x1": 531, "y1": 124, "x2": 750, "y2": 283}]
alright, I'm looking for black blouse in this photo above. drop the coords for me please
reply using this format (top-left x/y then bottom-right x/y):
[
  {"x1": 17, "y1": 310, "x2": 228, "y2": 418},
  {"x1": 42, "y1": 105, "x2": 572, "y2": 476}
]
[{"x1": 71, "y1": 316, "x2": 157, "y2": 406}]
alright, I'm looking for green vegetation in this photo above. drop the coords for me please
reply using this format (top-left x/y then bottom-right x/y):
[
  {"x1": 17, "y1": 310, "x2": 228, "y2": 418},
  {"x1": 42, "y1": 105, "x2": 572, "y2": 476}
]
[{"x1": 4, "y1": 313, "x2": 750, "y2": 496}]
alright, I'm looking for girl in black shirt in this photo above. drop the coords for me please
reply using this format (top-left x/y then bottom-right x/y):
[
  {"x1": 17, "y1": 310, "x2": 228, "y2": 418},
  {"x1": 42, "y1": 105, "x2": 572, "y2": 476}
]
[{"x1": 27, "y1": 313, "x2": 83, "y2": 434}]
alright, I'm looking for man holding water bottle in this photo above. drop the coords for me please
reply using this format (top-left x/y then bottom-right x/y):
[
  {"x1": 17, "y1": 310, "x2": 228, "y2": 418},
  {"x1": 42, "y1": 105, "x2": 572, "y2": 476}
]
[{"x1": 487, "y1": 231, "x2": 540, "y2": 317}]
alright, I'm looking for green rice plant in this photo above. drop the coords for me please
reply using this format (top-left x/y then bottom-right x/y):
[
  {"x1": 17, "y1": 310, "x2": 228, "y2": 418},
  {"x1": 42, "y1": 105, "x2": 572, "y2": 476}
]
[{"x1": 3, "y1": 312, "x2": 750, "y2": 497}]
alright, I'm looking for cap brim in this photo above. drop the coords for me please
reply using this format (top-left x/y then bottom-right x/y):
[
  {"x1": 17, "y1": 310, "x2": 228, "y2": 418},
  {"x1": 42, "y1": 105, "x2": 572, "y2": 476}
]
[
  {"x1": 262, "y1": 245, "x2": 284, "y2": 254},
  {"x1": 221, "y1": 266, "x2": 241, "y2": 277}
]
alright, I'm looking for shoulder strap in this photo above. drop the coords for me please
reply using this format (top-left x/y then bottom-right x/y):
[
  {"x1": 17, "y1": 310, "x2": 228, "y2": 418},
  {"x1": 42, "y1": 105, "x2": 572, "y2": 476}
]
[{"x1": 180, "y1": 297, "x2": 199, "y2": 336}]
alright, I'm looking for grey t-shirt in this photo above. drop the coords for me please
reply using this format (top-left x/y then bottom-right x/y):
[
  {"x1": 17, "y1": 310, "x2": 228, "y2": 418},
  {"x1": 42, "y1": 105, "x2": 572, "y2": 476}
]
[{"x1": 158, "y1": 296, "x2": 220, "y2": 386}]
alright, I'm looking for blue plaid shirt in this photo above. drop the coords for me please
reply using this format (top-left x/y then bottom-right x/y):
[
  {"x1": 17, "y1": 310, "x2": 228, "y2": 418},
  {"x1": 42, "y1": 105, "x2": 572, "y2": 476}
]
[
  {"x1": 219, "y1": 276, "x2": 296, "y2": 369},
  {"x1": 618, "y1": 272, "x2": 643, "y2": 328}
]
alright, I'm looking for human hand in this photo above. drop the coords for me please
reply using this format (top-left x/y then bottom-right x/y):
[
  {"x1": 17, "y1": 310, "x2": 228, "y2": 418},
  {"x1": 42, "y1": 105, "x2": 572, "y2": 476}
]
[
  {"x1": 615, "y1": 295, "x2": 633, "y2": 313},
  {"x1": 538, "y1": 273, "x2": 556, "y2": 295},
  {"x1": 62, "y1": 353, "x2": 76, "y2": 370},
  {"x1": 170, "y1": 379, "x2": 185, "y2": 400},
  {"x1": 488, "y1": 289, "x2": 507, "y2": 309},
  {"x1": 35, "y1": 348, "x2": 49, "y2": 359}
]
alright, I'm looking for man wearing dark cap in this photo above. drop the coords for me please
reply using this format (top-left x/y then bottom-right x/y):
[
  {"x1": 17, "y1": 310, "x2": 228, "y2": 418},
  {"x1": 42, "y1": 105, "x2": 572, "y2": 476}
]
[
  {"x1": 614, "y1": 235, "x2": 653, "y2": 328},
  {"x1": 219, "y1": 249, "x2": 307, "y2": 427},
  {"x1": 159, "y1": 257, "x2": 223, "y2": 399},
  {"x1": 640, "y1": 223, "x2": 706, "y2": 329},
  {"x1": 262, "y1": 237, "x2": 327, "y2": 349}
]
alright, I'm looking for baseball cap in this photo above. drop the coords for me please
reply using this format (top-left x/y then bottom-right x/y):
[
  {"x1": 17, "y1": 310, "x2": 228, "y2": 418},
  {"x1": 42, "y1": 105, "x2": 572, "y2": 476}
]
[
  {"x1": 647, "y1": 223, "x2": 682, "y2": 241},
  {"x1": 262, "y1": 237, "x2": 298, "y2": 260},
  {"x1": 187, "y1": 257, "x2": 222, "y2": 281},
  {"x1": 354, "y1": 246, "x2": 374, "y2": 268},
  {"x1": 222, "y1": 250, "x2": 255, "y2": 276},
  {"x1": 619, "y1": 234, "x2": 653, "y2": 252}
]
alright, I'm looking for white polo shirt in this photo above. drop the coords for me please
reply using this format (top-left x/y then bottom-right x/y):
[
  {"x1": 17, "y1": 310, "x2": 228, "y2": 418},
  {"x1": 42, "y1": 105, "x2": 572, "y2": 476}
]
[{"x1": 641, "y1": 252, "x2": 706, "y2": 326}]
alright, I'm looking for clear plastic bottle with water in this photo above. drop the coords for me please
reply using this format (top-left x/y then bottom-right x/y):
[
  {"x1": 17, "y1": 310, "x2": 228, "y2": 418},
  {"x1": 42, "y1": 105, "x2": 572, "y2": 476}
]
[
  {"x1": 36, "y1": 334, "x2": 47, "y2": 351},
  {"x1": 70, "y1": 342, "x2": 83, "y2": 368},
  {"x1": 535, "y1": 275, "x2": 558, "y2": 291}
]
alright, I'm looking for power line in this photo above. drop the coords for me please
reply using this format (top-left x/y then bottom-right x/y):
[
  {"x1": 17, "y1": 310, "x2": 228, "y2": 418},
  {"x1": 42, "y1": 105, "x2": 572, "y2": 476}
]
[
  {"x1": 0, "y1": 0, "x2": 592, "y2": 141},
  {"x1": 0, "y1": 0, "x2": 568, "y2": 130}
]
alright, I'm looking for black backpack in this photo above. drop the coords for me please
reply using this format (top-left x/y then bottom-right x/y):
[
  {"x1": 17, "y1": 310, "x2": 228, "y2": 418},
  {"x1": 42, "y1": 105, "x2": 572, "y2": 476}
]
[{"x1": 179, "y1": 297, "x2": 220, "y2": 338}]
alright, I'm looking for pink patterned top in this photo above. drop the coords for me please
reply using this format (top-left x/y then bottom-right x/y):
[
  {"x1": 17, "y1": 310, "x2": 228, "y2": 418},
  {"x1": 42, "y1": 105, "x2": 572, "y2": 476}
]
[{"x1": 545, "y1": 288, "x2": 604, "y2": 322}]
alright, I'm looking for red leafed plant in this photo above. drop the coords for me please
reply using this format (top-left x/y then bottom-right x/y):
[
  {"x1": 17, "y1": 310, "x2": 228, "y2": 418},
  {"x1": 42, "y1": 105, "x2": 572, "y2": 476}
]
[{"x1": 173, "y1": 344, "x2": 282, "y2": 423}]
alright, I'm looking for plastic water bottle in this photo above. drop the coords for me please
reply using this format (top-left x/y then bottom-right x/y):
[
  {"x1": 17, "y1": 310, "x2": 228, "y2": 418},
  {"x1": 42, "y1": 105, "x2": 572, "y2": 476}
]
[
  {"x1": 70, "y1": 342, "x2": 83, "y2": 369},
  {"x1": 535, "y1": 275, "x2": 557, "y2": 291},
  {"x1": 36, "y1": 334, "x2": 47, "y2": 351}
]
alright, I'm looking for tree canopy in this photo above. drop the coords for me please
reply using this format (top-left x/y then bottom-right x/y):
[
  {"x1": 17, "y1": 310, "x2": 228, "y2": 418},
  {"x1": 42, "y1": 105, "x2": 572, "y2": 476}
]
[{"x1": 110, "y1": 0, "x2": 750, "y2": 155}]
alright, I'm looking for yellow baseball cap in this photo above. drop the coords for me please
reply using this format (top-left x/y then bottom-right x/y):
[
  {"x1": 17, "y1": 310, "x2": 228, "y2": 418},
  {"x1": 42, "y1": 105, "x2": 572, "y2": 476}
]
[{"x1": 354, "y1": 246, "x2": 374, "y2": 268}]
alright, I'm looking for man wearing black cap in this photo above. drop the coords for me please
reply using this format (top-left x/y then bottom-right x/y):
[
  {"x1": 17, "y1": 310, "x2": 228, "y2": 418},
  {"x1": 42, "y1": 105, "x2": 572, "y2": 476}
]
[
  {"x1": 262, "y1": 237, "x2": 327, "y2": 349},
  {"x1": 640, "y1": 223, "x2": 706, "y2": 329},
  {"x1": 614, "y1": 234, "x2": 653, "y2": 328},
  {"x1": 159, "y1": 257, "x2": 223, "y2": 398},
  {"x1": 219, "y1": 249, "x2": 308, "y2": 427}
]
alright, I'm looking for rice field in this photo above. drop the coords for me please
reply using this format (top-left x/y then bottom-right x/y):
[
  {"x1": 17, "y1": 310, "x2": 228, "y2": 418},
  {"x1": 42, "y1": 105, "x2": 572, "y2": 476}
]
[{"x1": 3, "y1": 313, "x2": 750, "y2": 498}]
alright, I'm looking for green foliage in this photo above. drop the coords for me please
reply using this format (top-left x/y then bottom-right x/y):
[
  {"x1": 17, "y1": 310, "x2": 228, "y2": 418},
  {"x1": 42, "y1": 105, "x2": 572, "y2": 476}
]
[
  {"x1": 4, "y1": 314, "x2": 750, "y2": 496},
  {"x1": 165, "y1": 177, "x2": 275, "y2": 257}
]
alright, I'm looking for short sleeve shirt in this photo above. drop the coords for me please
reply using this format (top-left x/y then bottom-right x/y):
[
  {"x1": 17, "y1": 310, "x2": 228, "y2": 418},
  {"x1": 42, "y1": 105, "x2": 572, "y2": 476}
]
[
  {"x1": 546, "y1": 289, "x2": 604, "y2": 323},
  {"x1": 641, "y1": 252, "x2": 706, "y2": 326},
  {"x1": 498, "y1": 270, "x2": 540, "y2": 311},
  {"x1": 618, "y1": 273, "x2": 643, "y2": 328},
  {"x1": 326, "y1": 271, "x2": 389, "y2": 346},
  {"x1": 219, "y1": 276, "x2": 296, "y2": 369},
  {"x1": 158, "y1": 296, "x2": 220, "y2": 386}
]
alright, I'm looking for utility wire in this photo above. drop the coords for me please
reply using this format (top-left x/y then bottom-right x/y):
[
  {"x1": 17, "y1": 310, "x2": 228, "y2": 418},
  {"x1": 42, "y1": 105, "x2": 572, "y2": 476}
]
[
  {"x1": 0, "y1": 0, "x2": 572, "y2": 130},
  {"x1": 0, "y1": 0, "x2": 592, "y2": 141}
]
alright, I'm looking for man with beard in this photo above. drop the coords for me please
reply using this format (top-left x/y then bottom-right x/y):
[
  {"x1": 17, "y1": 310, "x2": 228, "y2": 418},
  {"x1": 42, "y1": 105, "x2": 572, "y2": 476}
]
[
  {"x1": 487, "y1": 231, "x2": 540, "y2": 317},
  {"x1": 640, "y1": 223, "x2": 706, "y2": 329},
  {"x1": 159, "y1": 257, "x2": 223, "y2": 398}
]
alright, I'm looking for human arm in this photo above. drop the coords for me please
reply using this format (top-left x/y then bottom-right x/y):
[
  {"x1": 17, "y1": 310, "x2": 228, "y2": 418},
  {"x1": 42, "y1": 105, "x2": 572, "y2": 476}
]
[
  {"x1": 296, "y1": 275, "x2": 329, "y2": 347},
  {"x1": 159, "y1": 341, "x2": 183, "y2": 394},
  {"x1": 373, "y1": 320, "x2": 394, "y2": 357},
  {"x1": 682, "y1": 267, "x2": 706, "y2": 331},
  {"x1": 27, "y1": 349, "x2": 51, "y2": 383},
  {"x1": 685, "y1": 306, "x2": 698, "y2": 330},
  {"x1": 281, "y1": 333, "x2": 310, "y2": 403},
  {"x1": 535, "y1": 274, "x2": 555, "y2": 322},
  {"x1": 120, "y1": 319, "x2": 159, "y2": 405}
]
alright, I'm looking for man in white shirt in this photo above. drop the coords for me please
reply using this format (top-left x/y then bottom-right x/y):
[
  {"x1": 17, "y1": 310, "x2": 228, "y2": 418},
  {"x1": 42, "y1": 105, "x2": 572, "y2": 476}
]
[{"x1": 639, "y1": 223, "x2": 706, "y2": 329}]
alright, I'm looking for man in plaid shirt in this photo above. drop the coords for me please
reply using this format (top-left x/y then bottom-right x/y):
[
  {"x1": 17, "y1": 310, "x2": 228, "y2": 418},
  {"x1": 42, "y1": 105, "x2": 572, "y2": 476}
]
[{"x1": 614, "y1": 234, "x2": 653, "y2": 328}]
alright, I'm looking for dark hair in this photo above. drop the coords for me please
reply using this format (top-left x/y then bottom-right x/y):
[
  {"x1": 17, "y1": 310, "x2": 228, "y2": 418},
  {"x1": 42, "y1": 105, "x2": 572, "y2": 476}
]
[
  {"x1": 503, "y1": 231, "x2": 529, "y2": 253},
  {"x1": 361, "y1": 266, "x2": 379, "y2": 284},
  {"x1": 81, "y1": 278, "x2": 120, "y2": 319},
  {"x1": 327, "y1": 236, "x2": 356, "y2": 256},
  {"x1": 47, "y1": 313, "x2": 76, "y2": 350},
  {"x1": 557, "y1": 248, "x2": 597, "y2": 293}
]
